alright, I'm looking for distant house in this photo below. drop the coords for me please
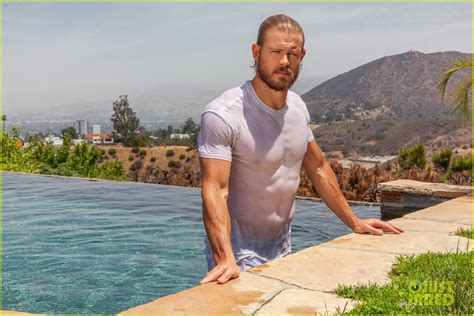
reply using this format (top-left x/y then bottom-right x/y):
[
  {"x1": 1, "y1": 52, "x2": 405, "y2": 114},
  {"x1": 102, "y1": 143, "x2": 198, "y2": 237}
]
[
  {"x1": 84, "y1": 133, "x2": 114, "y2": 145},
  {"x1": 170, "y1": 133, "x2": 190, "y2": 140},
  {"x1": 45, "y1": 135, "x2": 63, "y2": 146}
]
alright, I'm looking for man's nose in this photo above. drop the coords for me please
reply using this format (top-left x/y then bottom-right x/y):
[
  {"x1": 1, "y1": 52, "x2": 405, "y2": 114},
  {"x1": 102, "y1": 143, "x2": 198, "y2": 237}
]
[{"x1": 279, "y1": 53, "x2": 290, "y2": 66}]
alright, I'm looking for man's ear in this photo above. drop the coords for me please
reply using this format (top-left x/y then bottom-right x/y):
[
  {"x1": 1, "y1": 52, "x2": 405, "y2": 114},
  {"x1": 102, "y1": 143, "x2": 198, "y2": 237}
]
[
  {"x1": 251, "y1": 43, "x2": 260, "y2": 60},
  {"x1": 301, "y1": 48, "x2": 307, "y2": 61}
]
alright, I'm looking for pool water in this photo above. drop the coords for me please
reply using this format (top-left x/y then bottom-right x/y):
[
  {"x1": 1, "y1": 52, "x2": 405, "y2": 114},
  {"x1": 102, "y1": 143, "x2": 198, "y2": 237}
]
[{"x1": 2, "y1": 172, "x2": 380, "y2": 314}]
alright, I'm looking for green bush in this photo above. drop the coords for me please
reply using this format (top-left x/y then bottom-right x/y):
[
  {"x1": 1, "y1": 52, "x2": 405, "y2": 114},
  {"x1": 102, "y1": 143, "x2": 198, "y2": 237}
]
[
  {"x1": 128, "y1": 155, "x2": 134, "y2": 161},
  {"x1": 0, "y1": 129, "x2": 124, "y2": 181},
  {"x1": 166, "y1": 149, "x2": 175, "y2": 157},
  {"x1": 131, "y1": 147, "x2": 140, "y2": 153},
  {"x1": 150, "y1": 156, "x2": 156, "y2": 163},
  {"x1": 130, "y1": 159, "x2": 143, "y2": 172},
  {"x1": 124, "y1": 134, "x2": 149, "y2": 147},
  {"x1": 139, "y1": 149, "x2": 147, "y2": 157},
  {"x1": 168, "y1": 160, "x2": 181, "y2": 169},
  {"x1": 108, "y1": 148, "x2": 117, "y2": 156},
  {"x1": 98, "y1": 161, "x2": 125, "y2": 180},
  {"x1": 432, "y1": 148, "x2": 452, "y2": 171},
  {"x1": 398, "y1": 144, "x2": 426, "y2": 171},
  {"x1": 451, "y1": 154, "x2": 472, "y2": 172},
  {"x1": 179, "y1": 154, "x2": 186, "y2": 160}
]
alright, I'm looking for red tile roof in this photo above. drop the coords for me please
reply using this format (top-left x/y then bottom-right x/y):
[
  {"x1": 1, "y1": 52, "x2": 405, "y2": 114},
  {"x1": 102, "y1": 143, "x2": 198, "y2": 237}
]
[{"x1": 84, "y1": 133, "x2": 113, "y2": 139}]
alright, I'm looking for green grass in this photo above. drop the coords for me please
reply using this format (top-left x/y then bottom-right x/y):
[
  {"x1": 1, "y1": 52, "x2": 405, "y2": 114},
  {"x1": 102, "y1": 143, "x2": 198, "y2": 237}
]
[
  {"x1": 334, "y1": 250, "x2": 472, "y2": 314},
  {"x1": 456, "y1": 227, "x2": 473, "y2": 239}
]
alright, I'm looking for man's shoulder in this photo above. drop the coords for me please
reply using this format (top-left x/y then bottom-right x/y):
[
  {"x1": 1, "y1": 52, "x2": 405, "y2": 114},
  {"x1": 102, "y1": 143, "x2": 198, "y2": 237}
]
[{"x1": 203, "y1": 85, "x2": 244, "y2": 114}]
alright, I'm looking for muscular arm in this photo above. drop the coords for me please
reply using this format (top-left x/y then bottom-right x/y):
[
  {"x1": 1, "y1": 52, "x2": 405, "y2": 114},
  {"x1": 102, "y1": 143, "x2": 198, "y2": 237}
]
[
  {"x1": 302, "y1": 140, "x2": 403, "y2": 235},
  {"x1": 199, "y1": 157, "x2": 240, "y2": 284}
]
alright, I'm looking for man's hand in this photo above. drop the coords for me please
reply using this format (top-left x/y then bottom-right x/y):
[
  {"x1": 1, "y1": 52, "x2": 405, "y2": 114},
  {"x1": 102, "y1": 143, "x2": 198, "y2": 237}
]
[
  {"x1": 352, "y1": 218, "x2": 404, "y2": 236},
  {"x1": 200, "y1": 259, "x2": 240, "y2": 285}
]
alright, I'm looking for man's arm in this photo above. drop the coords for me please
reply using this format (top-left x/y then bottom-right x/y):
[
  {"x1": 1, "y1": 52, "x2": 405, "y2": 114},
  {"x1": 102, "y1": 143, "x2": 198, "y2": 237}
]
[
  {"x1": 199, "y1": 157, "x2": 240, "y2": 284},
  {"x1": 302, "y1": 140, "x2": 404, "y2": 235}
]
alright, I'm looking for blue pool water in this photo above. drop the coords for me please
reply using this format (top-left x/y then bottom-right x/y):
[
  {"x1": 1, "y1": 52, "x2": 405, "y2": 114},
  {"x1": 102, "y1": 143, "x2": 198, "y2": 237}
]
[{"x1": 3, "y1": 172, "x2": 380, "y2": 314}]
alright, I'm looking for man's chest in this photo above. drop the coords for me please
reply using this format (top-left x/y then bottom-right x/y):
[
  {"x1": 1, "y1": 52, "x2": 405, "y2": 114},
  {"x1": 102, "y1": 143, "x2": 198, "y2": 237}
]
[{"x1": 232, "y1": 110, "x2": 308, "y2": 169}]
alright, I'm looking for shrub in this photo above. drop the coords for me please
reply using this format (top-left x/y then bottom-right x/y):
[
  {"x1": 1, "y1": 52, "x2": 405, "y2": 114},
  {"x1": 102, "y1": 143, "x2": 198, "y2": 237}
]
[
  {"x1": 99, "y1": 161, "x2": 125, "y2": 181},
  {"x1": 130, "y1": 159, "x2": 143, "y2": 172},
  {"x1": 185, "y1": 157, "x2": 192, "y2": 162},
  {"x1": 124, "y1": 134, "x2": 149, "y2": 147},
  {"x1": 168, "y1": 160, "x2": 182, "y2": 169},
  {"x1": 108, "y1": 148, "x2": 117, "y2": 156},
  {"x1": 128, "y1": 155, "x2": 134, "y2": 161},
  {"x1": 462, "y1": 145, "x2": 468, "y2": 150},
  {"x1": 166, "y1": 149, "x2": 175, "y2": 157},
  {"x1": 131, "y1": 147, "x2": 140, "y2": 154},
  {"x1": 179, "y1": 154, "x2": 186, "y2": 160},
  {"x1": 139, "y1": 149, "x2": 147, "y2": 157},
  {"x1": 150, "y1": 156, "x2": 156, "y2": 163},
  {"x1": 398, "y1": 144, "x2": 426, "y2": 171},
  {"x1": 186, "y1": 147, "x2": 192, "y2": 152},
  {"x1": 451, "y1": 154, "x2": 472, "y2": 172},
  {"x1": 432, "y1": 148, "x2": 452, "y2": 171}
]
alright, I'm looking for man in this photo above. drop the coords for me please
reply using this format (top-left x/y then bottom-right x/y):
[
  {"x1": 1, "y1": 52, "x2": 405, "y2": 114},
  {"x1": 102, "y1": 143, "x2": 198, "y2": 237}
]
[{"x1": 197, "y1": 14, "x2": 403, "y2": 285}]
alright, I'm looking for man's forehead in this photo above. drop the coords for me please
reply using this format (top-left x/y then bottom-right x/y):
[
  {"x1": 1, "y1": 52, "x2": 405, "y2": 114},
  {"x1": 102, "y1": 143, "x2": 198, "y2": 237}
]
[{"x1": 263, "y1": 28, "x2": 303, "y2": 49}]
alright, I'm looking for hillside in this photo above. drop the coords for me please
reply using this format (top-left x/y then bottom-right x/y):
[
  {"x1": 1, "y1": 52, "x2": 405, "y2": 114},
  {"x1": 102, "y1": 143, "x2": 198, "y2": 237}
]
[{"x1": 302, "y1": 50, "x2": 472, "y2": 155}]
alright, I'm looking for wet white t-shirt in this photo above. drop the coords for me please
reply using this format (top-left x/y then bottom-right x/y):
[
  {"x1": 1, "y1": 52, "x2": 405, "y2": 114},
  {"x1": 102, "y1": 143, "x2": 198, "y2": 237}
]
[{"x1": 198, "y1": 80, "x2": 314, "y2": 271}]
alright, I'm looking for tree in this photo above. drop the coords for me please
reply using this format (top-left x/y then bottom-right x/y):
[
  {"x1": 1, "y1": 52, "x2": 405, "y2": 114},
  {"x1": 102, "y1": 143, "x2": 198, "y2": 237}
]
[
  {"x1": 111, "y1": 95, "x2": 140, "y2": 139},
  {"x1": 61, "y1": 126, "x2": 78, "y2": 139},
  {"x1": 2, "y1": 114, "x2": 6, "y2": 132},
  {"x1": 182, "y1": 117, "x2": 197, "y2": 134},
  {"x1": 438, "y1": 59, "x2": 472, "y2": 123}
]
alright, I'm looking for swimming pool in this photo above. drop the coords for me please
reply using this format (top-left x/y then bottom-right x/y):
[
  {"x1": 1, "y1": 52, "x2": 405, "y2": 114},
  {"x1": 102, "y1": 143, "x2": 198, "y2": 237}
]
[{"x1": 2, "y1": 172, "x2": 380, "y2": 314}]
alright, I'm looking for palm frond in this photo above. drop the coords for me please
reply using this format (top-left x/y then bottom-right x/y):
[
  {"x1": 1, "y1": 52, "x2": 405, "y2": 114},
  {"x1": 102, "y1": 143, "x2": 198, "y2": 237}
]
[
  {"x1": 450, "y1": 77, "x2": 472, "y2": 123},
  {"x1": 437, "y1": 59, "x2": 472, "y2": 104}
]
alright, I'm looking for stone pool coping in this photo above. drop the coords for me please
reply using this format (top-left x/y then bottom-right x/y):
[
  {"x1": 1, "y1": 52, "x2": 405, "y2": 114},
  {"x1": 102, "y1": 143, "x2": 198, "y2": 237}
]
[{"x1": 2, "y1": 177, "x2": 472, "y2": 315}]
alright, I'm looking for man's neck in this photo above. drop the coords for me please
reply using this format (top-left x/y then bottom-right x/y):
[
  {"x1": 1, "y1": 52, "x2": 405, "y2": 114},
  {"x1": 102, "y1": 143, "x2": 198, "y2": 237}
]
[{"x1": 251, "y1": 76, "x2": 288, "y2": 110}]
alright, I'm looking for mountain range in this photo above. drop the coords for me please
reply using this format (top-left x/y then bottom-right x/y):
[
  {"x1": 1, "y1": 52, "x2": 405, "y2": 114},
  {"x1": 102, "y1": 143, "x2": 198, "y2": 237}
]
[{"x1": 302, "y1": 50, "x2": 471, "y2": 156}]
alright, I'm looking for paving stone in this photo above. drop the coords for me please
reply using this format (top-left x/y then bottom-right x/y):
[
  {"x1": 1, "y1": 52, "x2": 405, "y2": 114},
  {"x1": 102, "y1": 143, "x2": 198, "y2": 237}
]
[
  {"x1": 119, "y1": 272, "x2": 289, "y2": 314},
  {"x1": 256, "y1": 288, "x2": 357, "y2": 314},
  {"x1": 249, "y1": 246, "x2": 396, "y2": 291},
  {"x1": 319, "y1": 230, "x2": 472, "y2": 255},
  {"x1": 378, "y1": 180, "x2": 471, "y2": 198},
  {"x1": 388, "y1": 217, "x2": 471, "y2": 234}
]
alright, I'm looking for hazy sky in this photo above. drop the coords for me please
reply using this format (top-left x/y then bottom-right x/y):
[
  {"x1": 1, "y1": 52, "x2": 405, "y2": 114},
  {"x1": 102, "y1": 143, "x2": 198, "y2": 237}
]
[{"x1": 4, "y1": 2, "x2": 472, "y2": 115}]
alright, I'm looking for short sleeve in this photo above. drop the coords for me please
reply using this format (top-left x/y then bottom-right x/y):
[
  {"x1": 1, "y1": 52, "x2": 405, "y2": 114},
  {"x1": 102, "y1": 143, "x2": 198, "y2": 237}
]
[
  {"x1": 307, "y1": 126, "x2": 314, "y2": 143},
  {"x1": 198, "y1": 111, "x2": 234, "y2": 162},
  {"x1": 301, "y1": 98, "x2": 314, "y2": 143}
]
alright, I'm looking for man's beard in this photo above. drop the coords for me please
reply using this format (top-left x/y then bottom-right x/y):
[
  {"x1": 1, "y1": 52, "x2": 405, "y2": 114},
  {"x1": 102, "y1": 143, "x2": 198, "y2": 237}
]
[{"x1": 256, "y1": 57, "x2": 300, "y2": 92}]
